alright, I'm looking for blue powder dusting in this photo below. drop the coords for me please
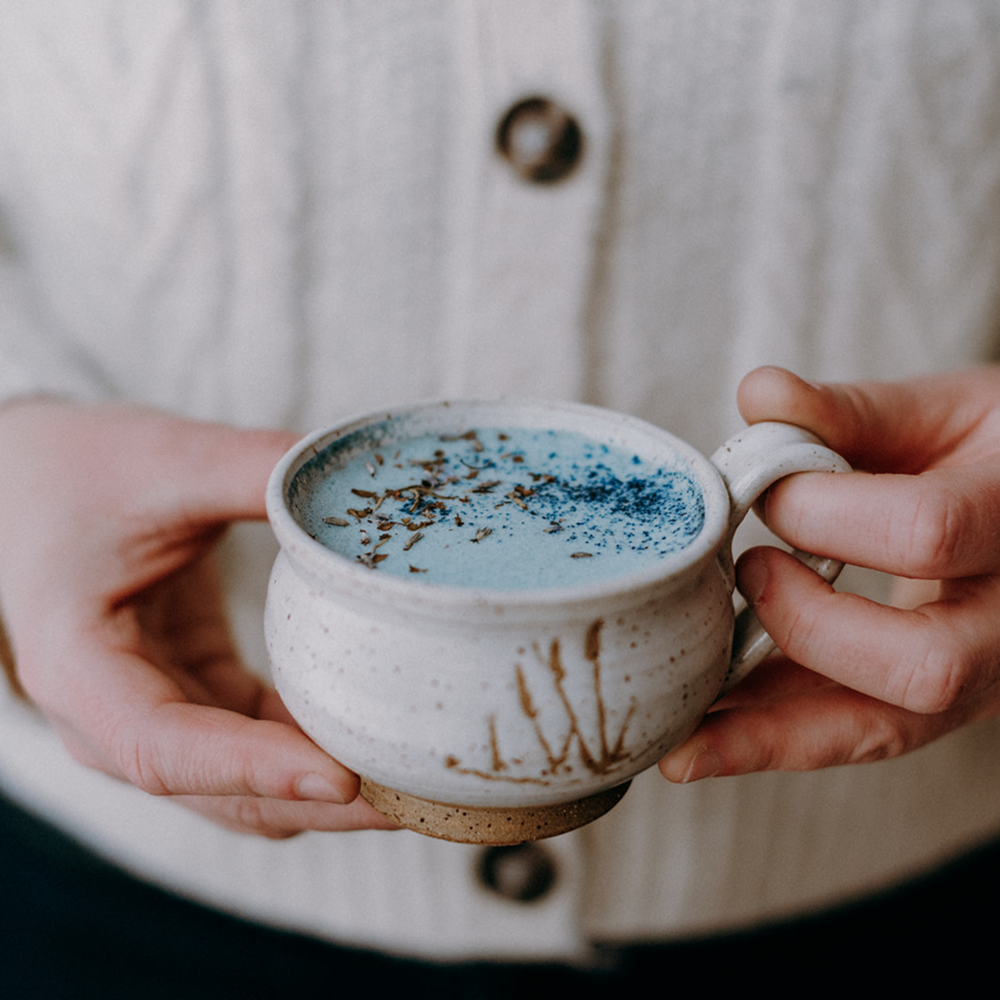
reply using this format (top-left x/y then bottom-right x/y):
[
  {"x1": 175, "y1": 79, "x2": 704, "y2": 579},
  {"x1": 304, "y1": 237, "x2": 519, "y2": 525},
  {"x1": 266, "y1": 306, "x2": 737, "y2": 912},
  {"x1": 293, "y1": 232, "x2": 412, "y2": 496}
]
[{"x1": 524, "y1": 472, "x2": 703, "y2": 556}]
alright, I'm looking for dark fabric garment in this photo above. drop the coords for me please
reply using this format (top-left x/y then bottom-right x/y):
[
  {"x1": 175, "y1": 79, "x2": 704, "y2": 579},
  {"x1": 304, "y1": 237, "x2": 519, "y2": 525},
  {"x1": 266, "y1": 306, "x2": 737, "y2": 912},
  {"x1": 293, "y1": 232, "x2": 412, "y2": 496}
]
[{"x1": 0, "y1": 788, "x2": 990, "y2": 999}]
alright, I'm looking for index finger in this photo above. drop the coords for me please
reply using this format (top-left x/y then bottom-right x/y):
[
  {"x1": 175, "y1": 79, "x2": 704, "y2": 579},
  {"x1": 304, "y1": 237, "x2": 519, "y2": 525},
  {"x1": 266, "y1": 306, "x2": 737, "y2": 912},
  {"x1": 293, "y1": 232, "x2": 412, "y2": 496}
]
[
  {"x1": 761, "y1": 460, "x2": 1000, "y2": 579},
  {"x1": 737, "y1": 366, "x2": 1000, "y2": 473},
  {"x1": 45, "y1": 642, "x2": 360, "y2": 806}
]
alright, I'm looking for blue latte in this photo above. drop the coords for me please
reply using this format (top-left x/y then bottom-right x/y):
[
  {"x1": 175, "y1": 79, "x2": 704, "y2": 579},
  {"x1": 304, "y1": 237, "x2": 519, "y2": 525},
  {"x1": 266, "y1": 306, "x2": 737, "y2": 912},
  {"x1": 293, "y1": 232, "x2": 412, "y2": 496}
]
[{"x1": 290, "y1": 425, "x2": 705, "y2": 589}]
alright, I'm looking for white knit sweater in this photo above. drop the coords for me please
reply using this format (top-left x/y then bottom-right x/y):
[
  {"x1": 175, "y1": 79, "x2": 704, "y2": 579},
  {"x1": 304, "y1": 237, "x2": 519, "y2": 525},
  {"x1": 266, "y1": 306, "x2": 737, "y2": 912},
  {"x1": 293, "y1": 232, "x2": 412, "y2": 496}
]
[{"x1": 2, "y1": 0, "x2": 1000, "y2": 961}]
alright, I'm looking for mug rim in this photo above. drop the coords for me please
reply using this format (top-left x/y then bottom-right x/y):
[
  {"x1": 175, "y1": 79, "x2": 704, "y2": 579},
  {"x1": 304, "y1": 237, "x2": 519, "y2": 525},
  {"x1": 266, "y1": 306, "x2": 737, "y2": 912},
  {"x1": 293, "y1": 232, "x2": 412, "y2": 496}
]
[{"x1": 266, "y1": 398, "x2": 732, "y2": 611}]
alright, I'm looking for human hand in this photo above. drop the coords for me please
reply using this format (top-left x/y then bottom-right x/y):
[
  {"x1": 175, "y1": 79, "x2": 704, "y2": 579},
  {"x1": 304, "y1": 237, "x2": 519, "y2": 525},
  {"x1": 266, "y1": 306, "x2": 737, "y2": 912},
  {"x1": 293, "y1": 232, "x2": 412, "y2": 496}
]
[
  {"x1": 0, "y1": 398, "x2": 396, "y2": 836},
  {"x1": 659, "y1": 365, "x2": 1000, "y2": 782}
]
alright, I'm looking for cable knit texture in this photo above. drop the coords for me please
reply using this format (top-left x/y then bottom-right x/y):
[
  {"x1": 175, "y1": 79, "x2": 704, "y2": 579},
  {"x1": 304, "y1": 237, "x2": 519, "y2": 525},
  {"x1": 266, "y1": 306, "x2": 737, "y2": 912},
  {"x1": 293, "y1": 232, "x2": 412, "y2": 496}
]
[{"x1": 1, "y1": 0, "x2": 1000, "y2": 959}]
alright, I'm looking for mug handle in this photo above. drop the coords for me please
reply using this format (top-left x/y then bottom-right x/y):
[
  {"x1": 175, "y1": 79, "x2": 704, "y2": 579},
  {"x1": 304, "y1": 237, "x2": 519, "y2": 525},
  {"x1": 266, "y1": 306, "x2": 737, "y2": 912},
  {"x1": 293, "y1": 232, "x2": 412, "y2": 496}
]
[{"x1": 709, "y1": 422, "x2": 852, "y2": 695}]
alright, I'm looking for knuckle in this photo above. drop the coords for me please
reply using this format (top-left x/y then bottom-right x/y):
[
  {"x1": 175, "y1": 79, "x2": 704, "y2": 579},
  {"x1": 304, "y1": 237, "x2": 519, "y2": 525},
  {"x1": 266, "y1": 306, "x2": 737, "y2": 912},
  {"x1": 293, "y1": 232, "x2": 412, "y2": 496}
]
[
  {"x1": 230, "y1": 798, "x2": 298, "y2": 839},
  {"x1": 901, "y1": 487, "x2": 971, "y2": 578},
  {"x1": 774, "y1": 602, "x2": 822, "y2": 665},
  {"x1": 893, "y1": 639, "x2": 973, "y2": 714},
  {"x1": 846, "y1": 714, "x2": 913, "y2": 764},
  {"x1": 113, "y1": 729, "x2": 172, "y2": 796}
]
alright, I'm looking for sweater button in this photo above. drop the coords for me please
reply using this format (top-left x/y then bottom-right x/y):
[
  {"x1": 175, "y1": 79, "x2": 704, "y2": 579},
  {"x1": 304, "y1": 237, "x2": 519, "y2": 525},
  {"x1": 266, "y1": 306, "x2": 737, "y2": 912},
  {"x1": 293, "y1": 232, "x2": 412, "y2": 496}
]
[
  {"x1": 495, "y1": 97, "x2": 583, "y2": 183},
  {"x1": 477, "y1": 844, "x2": 557, "y2": 903}
]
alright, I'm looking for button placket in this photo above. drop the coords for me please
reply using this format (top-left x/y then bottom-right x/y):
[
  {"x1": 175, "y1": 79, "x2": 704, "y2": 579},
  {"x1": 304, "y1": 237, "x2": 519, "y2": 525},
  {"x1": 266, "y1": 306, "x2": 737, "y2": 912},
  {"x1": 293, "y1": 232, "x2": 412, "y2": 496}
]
[{"x1": 437, "y1": 0, "x2": 610, "y2": 402}]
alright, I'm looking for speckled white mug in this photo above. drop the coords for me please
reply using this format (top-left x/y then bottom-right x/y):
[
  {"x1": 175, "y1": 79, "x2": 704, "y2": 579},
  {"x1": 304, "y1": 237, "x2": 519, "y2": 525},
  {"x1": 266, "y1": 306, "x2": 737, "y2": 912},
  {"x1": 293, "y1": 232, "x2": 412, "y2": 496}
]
[{"x1": 264, "y1": 401, "x2": 850, "y2": 844}]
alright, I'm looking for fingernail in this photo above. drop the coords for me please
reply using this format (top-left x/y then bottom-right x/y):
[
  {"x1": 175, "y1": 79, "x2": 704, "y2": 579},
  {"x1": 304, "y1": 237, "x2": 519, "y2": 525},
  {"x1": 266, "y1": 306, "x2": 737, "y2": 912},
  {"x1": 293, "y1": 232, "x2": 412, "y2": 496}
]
[
  {"x1": 296, "y1": 771, "x2": 347, "y2": 804},
  {"x1": 737, "y1": 553, "x2": 769, "y2": 605},
  {"x1": 682, "y1": 748, "x2": 721, "y2": 783}
]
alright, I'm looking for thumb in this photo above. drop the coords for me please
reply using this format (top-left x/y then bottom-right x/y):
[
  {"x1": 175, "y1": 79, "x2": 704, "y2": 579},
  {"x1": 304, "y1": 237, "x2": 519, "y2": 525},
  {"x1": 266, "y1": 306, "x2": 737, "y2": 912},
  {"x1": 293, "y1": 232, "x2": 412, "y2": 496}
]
[
  {"x1": 0, "y1": 402, "x2": 301, "y2": 612},
  {"x1": 132, "y1": 415, "x2": 300, "y2": 524},
  {"x1": 104, "y1": 416, "x2": 301, "y2": 603},
  {"x1": 736, "y1": 365, "x2": 993, "y2": 474},
  {"x1": 0, "y1": 399, "x2": 300, "y2": 528}
]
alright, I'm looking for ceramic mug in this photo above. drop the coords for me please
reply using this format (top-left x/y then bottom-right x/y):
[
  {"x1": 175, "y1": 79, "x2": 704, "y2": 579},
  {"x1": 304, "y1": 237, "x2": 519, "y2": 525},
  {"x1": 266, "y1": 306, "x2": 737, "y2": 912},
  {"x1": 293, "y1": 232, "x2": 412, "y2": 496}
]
[{"x1": 264, "y1": 400, "x2": 850, "y2": 844}]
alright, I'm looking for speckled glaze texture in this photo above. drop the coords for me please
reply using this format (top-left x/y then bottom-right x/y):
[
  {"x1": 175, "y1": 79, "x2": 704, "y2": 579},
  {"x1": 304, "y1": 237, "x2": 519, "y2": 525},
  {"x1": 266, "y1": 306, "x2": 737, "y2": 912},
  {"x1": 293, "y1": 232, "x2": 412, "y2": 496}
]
[{"x1": 265, "y1": 401, "x2": 849, "y2": 840}]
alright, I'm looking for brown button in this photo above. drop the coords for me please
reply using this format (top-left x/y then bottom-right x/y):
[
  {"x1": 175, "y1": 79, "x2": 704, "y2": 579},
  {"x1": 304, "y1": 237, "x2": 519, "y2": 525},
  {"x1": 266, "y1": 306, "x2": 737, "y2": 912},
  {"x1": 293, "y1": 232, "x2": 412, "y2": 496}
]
[
  {"x1": 477, "y1": 843, "x2": 557, "y2": 903},
  {"x1": 496, "y1": 97, "x2": 583, "y2": 184}
]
